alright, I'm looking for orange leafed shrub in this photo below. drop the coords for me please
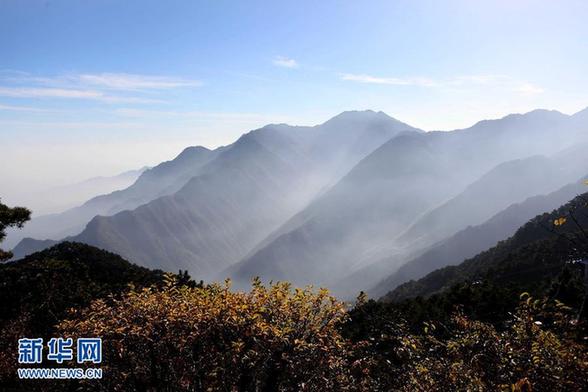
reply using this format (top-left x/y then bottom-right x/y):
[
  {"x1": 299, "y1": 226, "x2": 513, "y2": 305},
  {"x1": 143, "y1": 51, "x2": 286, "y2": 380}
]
[
  {"x1": 54, "y1": 277, "x2": 588, "y2": 392},
  {"x1": 59, "y1": 277, "x2": 351, "y2": 391}
]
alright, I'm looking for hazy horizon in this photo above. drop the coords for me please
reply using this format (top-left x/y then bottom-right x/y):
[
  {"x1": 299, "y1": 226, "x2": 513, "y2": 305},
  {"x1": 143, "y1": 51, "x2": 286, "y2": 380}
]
[
  {"x1": 2, "y1": 0, "x2": 588, "y2": 207},
  {"x1": 2, "y1": 105, "x2": 587, "y2": 213}
]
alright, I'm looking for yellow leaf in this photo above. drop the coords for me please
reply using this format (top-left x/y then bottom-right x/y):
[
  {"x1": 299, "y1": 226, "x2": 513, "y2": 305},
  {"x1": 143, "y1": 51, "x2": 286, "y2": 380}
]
[{"x1": 554, "y1": 217, "x2": 567, "y2": 226}]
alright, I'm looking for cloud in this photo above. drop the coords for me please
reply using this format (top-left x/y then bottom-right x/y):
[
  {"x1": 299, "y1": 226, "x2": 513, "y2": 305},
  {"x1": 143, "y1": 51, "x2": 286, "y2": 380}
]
[
  {"x1": 0, "y1": 86, "x2": 162, "y2": 103},
  {"x1": 340, "y1": 73, "x2": 436, "y2": 87},
  {"x1": 515, "y1": 83, "x2": 544, "y2": 96},
  {"x1": 0, "y1": 86, "x2": 103, "y2": 99},
  {"x1": 0, "y1": 71, "x2": 201, "y2": 105},
  {"x1": 0, "y1": 103, "x2": 55, "y2": 112},
  {"x1": 340, "y1": 73, "x2": 545, "y2": 96},
  {"x1": 97, "y1": 96, "x2": 164, "y2": 104},
  {"x1": 272, "y1": 56, "x2": 299, "y2": 68},
  {"x1": 76, "y1": 73, "x2": 202, "y2": 90},
  {"x1": 3, "y1": 72, "x2": 202, "y2": 91},
  {"x1": 114, "y1": 108, "x2": 296, "y2": 123}
]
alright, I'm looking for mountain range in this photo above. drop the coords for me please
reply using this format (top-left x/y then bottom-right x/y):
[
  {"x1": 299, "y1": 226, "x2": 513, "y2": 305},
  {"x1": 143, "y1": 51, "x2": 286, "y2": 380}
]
[
  {"x1": 228, "y1": 108, "x2": 588, "y2": 296},
  {"x1": 10, "y1": 111, "x2": 416, "y2": 277},
  {"x1": 4, "y1": 167, "x2": 148, "y2": 223},
  {"x1": 8, "y1": 107, "x2": 588, "y2": 298},
  {"x1": 369, "y1": 177, "x2": 588, "y2": 299}
]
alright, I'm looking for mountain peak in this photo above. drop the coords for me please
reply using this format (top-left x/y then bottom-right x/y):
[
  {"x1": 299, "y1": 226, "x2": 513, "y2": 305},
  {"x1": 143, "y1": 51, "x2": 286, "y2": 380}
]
[
  {"x1": 319, "y1": 110, "x2": 416, "y2": 136},
  {"x1": 504, "y1": 108, "x2": 566, "y2": 120},
  {"x1": 465, "y1": 108, "x2": 568, "y2": 131},
  {"x1": 175, "y1": 146, "x2": 212, "y2": 160},
  {"x1": 324, "y1": 110, "x2": 395, "y2": 125}
]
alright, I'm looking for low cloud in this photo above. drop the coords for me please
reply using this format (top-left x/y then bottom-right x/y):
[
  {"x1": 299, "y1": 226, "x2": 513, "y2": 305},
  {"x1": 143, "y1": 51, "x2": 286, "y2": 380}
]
[
  {"x1": 0, "y1": 72, "x2": 200, "y2": 104},
  {"x1": 0, "y1": 103, "x2": 57, "y2": 112},
  {"x1": 0, "y1": 86, "x2": 103, "y2": 99},
  {"x1": 0, "y1": 86, "x2": 162, "y2": 104},
  {"x1": 76, "y1": 73, "x2": 202, "y2": 91},
  {"x1": 114, "y1": 108, "x2": 296, "y2": 124},
  {"x1": 340, "y1": 72, "x2": 545, "y2": 96},
  {"x1": 340, "y1": 73, "x2": 436, "y2": 87},
  {"x1": 273, "y1": 56, "x2": 299, "y2": 68},
  {"x1": 515, "y1": 83, "x2": 544, "y2": 96}
]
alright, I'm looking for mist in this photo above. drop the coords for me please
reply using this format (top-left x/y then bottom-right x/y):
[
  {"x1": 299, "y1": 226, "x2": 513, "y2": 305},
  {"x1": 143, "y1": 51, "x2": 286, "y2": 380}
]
[{"x1": 6, "y1": 108, "x2": 588, "y2": 301}]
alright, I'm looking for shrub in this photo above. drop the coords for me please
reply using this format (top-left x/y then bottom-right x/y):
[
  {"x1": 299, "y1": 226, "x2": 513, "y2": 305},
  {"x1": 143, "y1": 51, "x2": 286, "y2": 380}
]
[{"x1": 58, "y1": 278, "x2": 351, "y2": 391}]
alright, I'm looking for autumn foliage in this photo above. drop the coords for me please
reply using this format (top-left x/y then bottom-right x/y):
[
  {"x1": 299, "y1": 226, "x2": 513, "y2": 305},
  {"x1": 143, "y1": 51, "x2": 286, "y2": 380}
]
[
  {"x1": 58, "y1": 277, "x2": 350, "y2": 391},
  {"x1": 345, "y1": 294, "x2": 588, "y2": 391},
  {"x1": 48, "y1": 276, "x2": 588, "y2": 392}
]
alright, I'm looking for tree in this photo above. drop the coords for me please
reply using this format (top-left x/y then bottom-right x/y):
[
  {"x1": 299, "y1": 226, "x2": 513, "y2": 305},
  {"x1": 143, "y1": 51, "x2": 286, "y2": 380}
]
[{"x1": 0, "y1": 199, "x2": 30, "y2": 261}]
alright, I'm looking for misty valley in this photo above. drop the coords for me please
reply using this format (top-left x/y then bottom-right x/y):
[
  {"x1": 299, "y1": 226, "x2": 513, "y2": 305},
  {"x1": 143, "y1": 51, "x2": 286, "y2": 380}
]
[
  {"x1": 2, "y1": 108, "x2": 588, "y2": 391},
  {"x1": 6, "y1": 109, "x2": 588, "y2": 296}
]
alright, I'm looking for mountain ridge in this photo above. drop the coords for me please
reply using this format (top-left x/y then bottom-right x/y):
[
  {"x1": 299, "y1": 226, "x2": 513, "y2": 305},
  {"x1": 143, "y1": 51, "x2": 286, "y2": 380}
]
[
  {"x1": 228, "y1": 108, "x2": 587, "y2": 295},
  {"x1": 369, "y1": 177, "x2": 588, "y2": 298},
  {"x1": 13, "y1": 111, "x2": 417, "y2": 280},
  {"x1": 381, "y1": 190, "x2": 588, "y2": 302}
]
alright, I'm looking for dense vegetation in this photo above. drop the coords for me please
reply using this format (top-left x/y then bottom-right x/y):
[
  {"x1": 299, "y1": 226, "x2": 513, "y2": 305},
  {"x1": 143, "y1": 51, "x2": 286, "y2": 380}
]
[
  {"x1": 59, "y1": 279, "x2": 349, "y2": 391},
  {"x1": 0, "y1": 191, "x2": 586, "y2": 391},
  {"x1": 1, "y1": 244, "x2": 585, "y2": 391},
  {"x1": 383, "y1": 192, "x2": 588, "y2": 308},
  {"x1": 0, "y1": 242, "x2": 197, "y2": 388},
  {"x1": 17, "y1": 277, "x2": 588, "y2": 391}
]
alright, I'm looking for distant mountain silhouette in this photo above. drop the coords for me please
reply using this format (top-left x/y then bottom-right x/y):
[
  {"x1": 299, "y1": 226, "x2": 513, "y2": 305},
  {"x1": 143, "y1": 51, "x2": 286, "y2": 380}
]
[
  {"x1": 369, "y1": 177, "x2": 588, "y2": 299},
  {"x1": 8, "y1": 167, "x2": 148, "y2": 218},
  {"x1": 11, "y1": 238, "x2": 59, "y2": 260},
  {"x1": 227, "y1": 109, "x2": 588, "y2": 296},
  {"x1": 11, "y1": 108, "x2": 588, "y2": 293},
  {"x1": 5, "y1": 145, "x2": 221, "y2": 249},
  {"x1": 14, "y1": 111, "x2": 416, "y2": 279}
]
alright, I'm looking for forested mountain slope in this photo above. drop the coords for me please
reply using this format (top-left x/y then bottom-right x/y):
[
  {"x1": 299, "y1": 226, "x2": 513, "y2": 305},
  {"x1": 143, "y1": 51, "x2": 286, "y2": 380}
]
[
  {"x1": 382, "y1": 191, "x2": 588, "y2": 302},
  {"x1": 370, "y1": 178, "x2": 588, "y2": 298}
]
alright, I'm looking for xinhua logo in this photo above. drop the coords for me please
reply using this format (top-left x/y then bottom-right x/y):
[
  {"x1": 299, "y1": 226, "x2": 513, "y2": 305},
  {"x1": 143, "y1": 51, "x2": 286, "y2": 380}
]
[{"x1": 17, "y1": 337, "x2": 102, "y2": 380}]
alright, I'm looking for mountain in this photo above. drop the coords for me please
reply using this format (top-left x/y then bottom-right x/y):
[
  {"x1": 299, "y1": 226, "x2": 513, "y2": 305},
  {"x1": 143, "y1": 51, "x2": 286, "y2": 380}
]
[
  {"x1": 381, "y1": 191, "x2": 588, "y2": 302},
  {"x1": 0, "y1": 242, "x2": 173, "y2": 335},
  {"x1": 6, "y1": 167, "x2": 148, "y2": 218},
  {"x1": 397, "y1": 140, "x2": 588, "y2": 249},
  {"x1": 228, "y1": 109, "x2": 587, "y2": 294},
  {"x1": 0, "y1": 241, "x2": 199, "y2": 390},
  {"x1": 334, "y1": 153, "x2": 584, "y2": 297},
  {"x1": 394, "y1": 156, "x2": 562, "y2": 249},
  {"x1": 10, "y1": 238, "x2": 59, "y2": 260},
  {"x1": 369, "y1": 177, "x2": 588, "y2": 298},
  {"x1": 5, "y1": 145, "x2": 221, "y2": 249},
  {"x1": 345, "y1": 146, "x2": 588, "y2": 296},
  {"x1": 43, "y1": 167, "x2": 149, "y2": 214},
  {"x1": 16, "y1": 111, "x2": 416, "y2": 278}
]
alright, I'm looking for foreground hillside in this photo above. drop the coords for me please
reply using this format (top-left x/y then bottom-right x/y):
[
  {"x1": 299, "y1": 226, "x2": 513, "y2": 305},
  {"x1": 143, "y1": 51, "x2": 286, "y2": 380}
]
[
  {"x1": 0, "y1": 242, "x2": 176, "y2": 338},
  {"x1": 1, "y1": 233, "x2": 586, "y2": 391},
  {"x1": 0, "y1": 242, "x2": 195, "y2": 390}
]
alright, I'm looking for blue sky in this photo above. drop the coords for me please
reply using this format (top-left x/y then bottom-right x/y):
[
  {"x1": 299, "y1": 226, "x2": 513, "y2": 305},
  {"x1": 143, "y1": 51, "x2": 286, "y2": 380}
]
[{"x1": 1, "y1": 0, "x2": 588, "y2": 201}]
